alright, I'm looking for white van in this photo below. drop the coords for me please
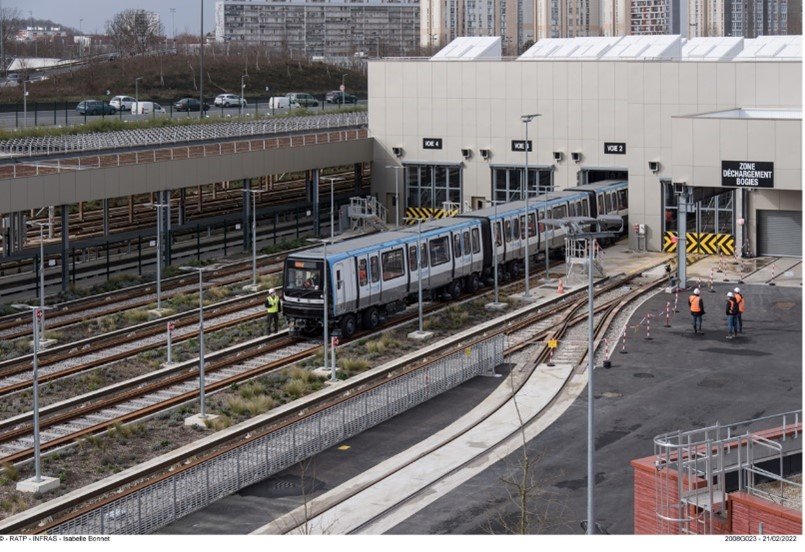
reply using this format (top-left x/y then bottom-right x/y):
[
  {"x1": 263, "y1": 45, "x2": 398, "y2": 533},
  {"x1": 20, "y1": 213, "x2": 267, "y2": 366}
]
[
  {"x1": 131, "y1": 101, "x2": 166, "y2": 115},
  {"x1": 267, "y1": 96, "x2": 290, "y2": 110}
]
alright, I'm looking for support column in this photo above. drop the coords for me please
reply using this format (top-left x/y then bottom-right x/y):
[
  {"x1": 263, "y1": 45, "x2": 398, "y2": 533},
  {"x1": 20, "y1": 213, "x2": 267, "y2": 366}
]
[
  {"x1": 212, "y1": 182, "x2": 218, "y2": 200},
  {"x1": 197, "y1": 185, "x2": 203, "y2": 213},
  {"x1": 128, "y1": 196, "x2": 134, "y2": 224},
  {"x1": 1, "y1": 214, "x2": 9, "y2": 257},
  {"x1": 178, "y1": 188, "x2": 186, "y2": 226},
  {"x1": 47, "y1": 206, "x2": 54, "y2": 239},
  {"x1": 102, "y1": 198, "x2": 109, "y2": 237},
  {"x1": 677, "y1": 189, "x2": 688, "y2": 290},
  {"x1": 242, "y1": 180, "x2": 251, "y2": 252},
  {"x1": 312, "y1": 168, "x2": 321, "y2": 236},
  {"x1": 61, "y1": 205, "x2": 69, "y2": 292},
  {"x1": 354, "y1": 163, "x2": 362, "y2": 192},
  {"x1": 78, "y1": 201, "x2": 84, "y2": 222}
]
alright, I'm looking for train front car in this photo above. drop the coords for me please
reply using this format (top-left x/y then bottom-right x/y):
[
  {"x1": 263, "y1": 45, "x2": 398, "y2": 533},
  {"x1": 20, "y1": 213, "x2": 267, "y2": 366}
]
[{"x1": 283, "y1": 253, "x2": 328, "y2": 336}]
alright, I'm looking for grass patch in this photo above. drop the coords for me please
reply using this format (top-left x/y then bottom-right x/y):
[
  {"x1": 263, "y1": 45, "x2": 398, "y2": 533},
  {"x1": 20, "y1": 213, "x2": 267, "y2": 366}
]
[
  {"x1": 283, "y1": 378, "x2": 307, "y2": 399},
  {"x1": 0, "y1": 462, "x2": 19, "y2": 486},
  {"x1": 340, "y1": 357, "x2": 371, "y2": 376}
]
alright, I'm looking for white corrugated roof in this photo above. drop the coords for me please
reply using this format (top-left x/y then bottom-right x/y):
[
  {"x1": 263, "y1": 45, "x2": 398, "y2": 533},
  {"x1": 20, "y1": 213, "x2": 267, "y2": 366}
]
[
  {"x1": 682, "y1": 37, "x2": 744, "y2": 61},
  {"x1": 734, "y1": 35, "x2": 802, "y2": 60},
  {"x1": 518, "y1": 36, "x2": 623, "y2": 60},
  {"x1": 430, "y1": 37, "x2": 501, "y2": 61},
  {"x1": 689, "y1": 108, "x2": 801, "y2": 120},
  {"x1": 601, "y1": 35, "x2": 682, "y2": 60}
]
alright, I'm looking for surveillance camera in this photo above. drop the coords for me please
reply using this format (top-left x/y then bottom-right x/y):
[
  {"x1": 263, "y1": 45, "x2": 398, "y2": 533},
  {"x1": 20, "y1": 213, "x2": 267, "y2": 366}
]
[
  {"x1": 571, "y1": 152, "x2": 582, "y2": 163},
  {"x1": 461, "y1": 148, "x2": 472, "y2": 160},
  {"x1": 480, "y1": 148, "x2": 491, "y2": 160},
  {"x1": 392, "y1": 147, "x2": 403, "y2": 158},
  {"x1": 648, "y1": 161, "x2": 660, "y2": 174},
  {"x1": 553, "y1": 151, "x2": 564, "y2": 163}
]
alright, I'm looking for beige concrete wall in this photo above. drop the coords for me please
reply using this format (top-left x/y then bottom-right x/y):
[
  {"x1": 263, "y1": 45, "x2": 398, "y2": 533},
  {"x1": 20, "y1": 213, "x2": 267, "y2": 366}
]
[
  {"x1": 368, "y1": 58, "x2": 802, "y2": 251},
  {"x1": 0, "y1": 138, "x2": 374, "y2": 213}
]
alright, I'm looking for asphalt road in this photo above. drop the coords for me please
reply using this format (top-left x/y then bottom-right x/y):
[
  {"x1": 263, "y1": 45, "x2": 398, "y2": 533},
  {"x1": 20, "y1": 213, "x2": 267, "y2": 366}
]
[{"x1": 0, "y1": 100, "x2": 366, "y2": 130}]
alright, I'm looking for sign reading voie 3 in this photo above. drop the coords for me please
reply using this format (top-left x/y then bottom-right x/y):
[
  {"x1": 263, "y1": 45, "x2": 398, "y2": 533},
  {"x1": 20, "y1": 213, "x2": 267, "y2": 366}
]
[
  {"x1": 511, "y1": 140, "x2": 533, "y2": 152},
  {"x1": 422, "y1": 137, "x2": 443, "y2": 150},
  {"x1": 721, "y1": 161, "x2": 774, "y2": 188}
]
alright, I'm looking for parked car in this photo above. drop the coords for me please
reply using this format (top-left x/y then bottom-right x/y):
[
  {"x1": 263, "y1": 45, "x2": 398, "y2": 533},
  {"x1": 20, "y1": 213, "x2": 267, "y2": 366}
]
[
  {"x1": 109, "y1": 95, "x2": 136, "y2": 111},
  {"x1": 268, "y1": 96, "x2": 291, "y2": 109},
  {"x1": 325, "y1": 91, "x2": 358, "y2": 104},
  {"x1": 76, "y1": 100, "x2": 117, "y2": 115},
  {"x1": 214, "y1": 93, "x2": 247, "y2": 107},
  {"x1": 131, "y1": 101, "x2": 166, "y2": 115},
  {"x1": 174, "y1": 98, "x2": 210, "y2": 112},
  {"x1": 285, "y1": 92, "x2": 319, "y2": 108}
]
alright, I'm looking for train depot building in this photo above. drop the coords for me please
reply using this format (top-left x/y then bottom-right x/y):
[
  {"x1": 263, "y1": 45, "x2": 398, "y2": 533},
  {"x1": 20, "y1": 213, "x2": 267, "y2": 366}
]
[{"x1": 370, "y1": 35, "x2": 802, "y2": 257}]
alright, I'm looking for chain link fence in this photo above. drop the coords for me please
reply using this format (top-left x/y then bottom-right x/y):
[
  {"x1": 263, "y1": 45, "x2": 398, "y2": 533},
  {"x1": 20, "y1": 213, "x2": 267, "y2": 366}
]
[{"x1": 47, "y1": 333, "x2": 504, "y2": 535}]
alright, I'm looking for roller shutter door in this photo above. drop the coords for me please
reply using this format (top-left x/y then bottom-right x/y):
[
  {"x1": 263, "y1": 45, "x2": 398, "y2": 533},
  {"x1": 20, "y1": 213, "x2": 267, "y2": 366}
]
[{"x1": 757, "y1": 210, "x2": 801, "y2": 257}]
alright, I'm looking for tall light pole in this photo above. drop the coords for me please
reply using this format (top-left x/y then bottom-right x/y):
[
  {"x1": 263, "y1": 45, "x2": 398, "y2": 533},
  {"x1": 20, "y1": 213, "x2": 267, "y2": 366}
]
[
  {"x1": 27, "y1": 220, "x2": 52, "y2": 346},
  {"x1": 404, "y1": 217, "x2": 434, "y2": 341},
  {"x1": 170, "y1": 8, "x2": 176, "y2": 48},
  {"x1": 483, "y1": 200, "x2": 506, "y2": 310},
  {"x1": 242, "y1": 188, "x2": 261, "y2": 291},
  {"x1": 146, "y1": 201, "x2": 169, "y2": 313},
  {"x1": 341, "y1": 73, "x2": 347, "y2": 109},
  {"x1": 385, "y1": 165, "x2": 402, "y2": 226},
  {"x1": 199, "y1": 0, "x2": 205, "y2": 120},
  {"x1": 135, "y1": 76, "x2": 143, "y2": 113},
  {"x1": 240, "y1": 72, "x2": 247, "y2": 117},
  {"x1": 545, "y1": 215, "x2": 622, "y2": 536},
  {"x1": 180, "y1": 265, "x2": 216, "y2": 426},
  {"x1": 323, "y1": 177, "x2": 337, "y2": 238},
  {"x1": 22, "y1": 78, "x2": 28, "y2": 128},
  {"x1": 12, "y1": 304, "x2": 57, "y2": 493},
  {"x1": 520, "y1": 113, "x2": 540, "y2": 299},
  {"x1": 307, "y1": 237, "x2": 337, "y2": 380}
]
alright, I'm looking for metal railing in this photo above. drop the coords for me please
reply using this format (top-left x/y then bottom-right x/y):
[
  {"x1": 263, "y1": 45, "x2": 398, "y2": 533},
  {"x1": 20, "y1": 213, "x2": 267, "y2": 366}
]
[
  {"x1": 44, "y1": 333, "x2": 504, "y2": 535},
  {"x1": 0, "y1": 111, "x2": 368, "y2": 157}
]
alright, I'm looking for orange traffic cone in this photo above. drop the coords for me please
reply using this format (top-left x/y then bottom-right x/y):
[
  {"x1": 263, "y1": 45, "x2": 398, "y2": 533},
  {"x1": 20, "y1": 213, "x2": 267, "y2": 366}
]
[{"x1": 557, "y1": 278, "x2": 564, "y2": 295}]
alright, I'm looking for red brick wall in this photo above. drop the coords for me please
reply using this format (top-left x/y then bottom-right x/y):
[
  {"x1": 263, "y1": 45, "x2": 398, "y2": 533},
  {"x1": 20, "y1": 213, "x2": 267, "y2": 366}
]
[{"x1": 730, "y1": 492, "x2": 802, "y2": 535}]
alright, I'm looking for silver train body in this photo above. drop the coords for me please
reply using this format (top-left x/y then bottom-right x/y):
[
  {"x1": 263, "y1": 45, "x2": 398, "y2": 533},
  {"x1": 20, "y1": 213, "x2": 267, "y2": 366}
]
[{"x1": 282, "y1": 180, "x2": 628, "y2": 338}]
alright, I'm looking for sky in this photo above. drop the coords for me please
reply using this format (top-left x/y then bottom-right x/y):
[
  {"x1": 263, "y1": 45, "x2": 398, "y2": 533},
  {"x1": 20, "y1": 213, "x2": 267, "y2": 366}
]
[{"x1": 4, "y1": 0, "x2": 215, "y2": 36}]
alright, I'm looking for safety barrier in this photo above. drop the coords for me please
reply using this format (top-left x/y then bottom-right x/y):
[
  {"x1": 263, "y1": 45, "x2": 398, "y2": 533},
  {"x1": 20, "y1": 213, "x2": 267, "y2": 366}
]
[
  {"x1": 663, "y1": 231, "x2": 735, "y2": 256},
  {"x1": 404, "y1": 207, "x2": 459, "y2": 223},
  {"x1": 43, "y1": 333, "x2": 504, "y2": 535}
]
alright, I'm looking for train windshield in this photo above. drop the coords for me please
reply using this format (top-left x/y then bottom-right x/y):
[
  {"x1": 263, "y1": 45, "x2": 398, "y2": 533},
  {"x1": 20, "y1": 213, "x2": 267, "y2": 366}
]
[{"x1": 285, "y1": 259, "x2": 324, "y2": 298}]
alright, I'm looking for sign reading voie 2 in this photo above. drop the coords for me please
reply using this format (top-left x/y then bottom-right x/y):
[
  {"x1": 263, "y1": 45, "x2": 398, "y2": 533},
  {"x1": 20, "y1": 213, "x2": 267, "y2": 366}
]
[{"x1": 721, "y1": 161, "x2": 774, "y2": 188}]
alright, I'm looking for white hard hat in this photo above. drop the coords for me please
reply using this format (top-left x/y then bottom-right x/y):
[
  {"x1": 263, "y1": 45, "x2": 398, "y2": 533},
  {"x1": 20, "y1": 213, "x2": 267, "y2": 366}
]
[
  {"x1": 727, "y1": 291, "x2": 734, "y2": 297},
  {"x1": 734, "y1": 287, "x2": 741, "y2": 293},
  {"x1": 269, "y1": 288, "x2": 275, "y2": 293},
  {"x1": 693, "y1": 288, "x2": 700, "y2": 295}
]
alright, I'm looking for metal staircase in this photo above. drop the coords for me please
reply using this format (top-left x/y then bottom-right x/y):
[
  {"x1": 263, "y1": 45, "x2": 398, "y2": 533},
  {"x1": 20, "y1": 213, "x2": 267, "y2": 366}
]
[{"x1": 347, "y1": 196, "x2": 388, "y2": 232}]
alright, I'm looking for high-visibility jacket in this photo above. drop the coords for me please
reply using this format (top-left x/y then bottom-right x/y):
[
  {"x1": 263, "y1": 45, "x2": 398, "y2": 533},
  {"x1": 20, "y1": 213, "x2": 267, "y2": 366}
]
[
  {"x1": 689, "y1": 295, "x2": 703, "y2": 314},
  {"x1": 266, "y1": 295, "x2": 280, "y2": 314},
  {"x1": 726, "y1": 298, "x2": 740, "y2": 316},
  {"x1": 735, "y1": 292, "x2": 745, "y2": 313}
]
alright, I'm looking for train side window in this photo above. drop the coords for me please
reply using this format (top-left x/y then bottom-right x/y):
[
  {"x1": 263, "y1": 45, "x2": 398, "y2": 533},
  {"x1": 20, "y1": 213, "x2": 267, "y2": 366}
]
[
  {"x1": 471, "y1": 228, "x2": 481, "y2": 253},
  {"x1": 358, "y1": 259, "x2": 368, "y2": 286},
  {"x1": 452, "y1": 234, "x2": 461, "y2": 258},
  {"x1": 528, "y1": 213, "x2": 536, "y2": 236},
  {"x1": 569, "y1": 202, "x2": 576, "y2": 217},
  {"x1": 462, "y1": 231, "x2": 471, "y2": 255},
  {"x1": 495, "y1": 221, "x2": 503, "y2": 246},
  {"x1": 538, "y1": 210, "x2": 545, "y2": 233},
  {"x1": 606, "y1": 193, "x2": 614, "y2": 213},
  {"x1": 370, "y1": 256, "x2": 380, "y2": 283},
  {"x1": 504, "y1": 220, "x2": 512, "y2": 243},
  {"x1": 421, "y1": 243, "x2": 429, "y2": 268},
  {"x1": 618, "y1": 189, "x2": 628, "y2": 210},
  {"x1": 408, "y1": 245, "x2": 417, "y2": 272},
  {"x1": 336, "y1": 269, "x2": 342, "y2": 290},
  {"x1": 513, "y1": 217, "x2": 520, "y2": 240},
  {"x1": 581, "y1": 198, "x2": 589, "y2": 216},
  {"x1": 381, "y1": 249, "x2": 404, "y2": 281},
  {"x1": 430, "y1": 236, "x2": 450, "y2": 266},
  {"x1": 598, "y1": 195, "x2": 605, "y2": 214}
]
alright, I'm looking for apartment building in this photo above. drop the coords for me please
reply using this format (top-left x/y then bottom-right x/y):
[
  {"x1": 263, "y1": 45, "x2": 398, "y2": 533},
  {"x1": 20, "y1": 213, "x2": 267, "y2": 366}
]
[
  {"x1": 535, "y1": 0, "x2": 603, "y2": 39},
  {"x1": 215, "y1": 0, "x2": 420, "y2": 57},
  {"x1": 688, "y1": 0, "x2": 801, "y2": 37}
]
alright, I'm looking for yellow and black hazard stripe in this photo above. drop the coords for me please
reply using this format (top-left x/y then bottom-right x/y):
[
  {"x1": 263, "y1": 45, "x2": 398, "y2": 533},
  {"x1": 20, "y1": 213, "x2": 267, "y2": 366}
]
[
  {"x1": 662, "y1": 231, "x2": 678, "y2": 253},
  {"x1": 715, "y1": 233, "x2": 735, "y2": 255},
  {"x1": 404, "y1": 206, "x2": 433, "y2": 224},
  {"x1": 662, "y1": 231, "x2": 734, "y2": 255}
]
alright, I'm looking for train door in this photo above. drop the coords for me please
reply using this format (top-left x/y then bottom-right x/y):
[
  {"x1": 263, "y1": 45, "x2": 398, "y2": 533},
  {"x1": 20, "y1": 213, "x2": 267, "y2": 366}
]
[
  {"x1": 333, "y1": 261, "x2": 351, "y2": 315},
  {"x1": 367, "y1": 254, "x2": 381, "y2": 304},
  {"x1": 408, "y1": 240, "x2": 430, "y2": 294},
  {"x1": 356, "y1": 256, "x2": 370, "y2": 310}
]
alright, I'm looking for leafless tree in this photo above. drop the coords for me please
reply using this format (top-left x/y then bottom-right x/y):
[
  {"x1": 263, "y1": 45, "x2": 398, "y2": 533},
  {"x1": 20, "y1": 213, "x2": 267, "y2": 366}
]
[
  {"x1": 1, "y1": 5, "x2": 22, "y2": 72},
  {"x1": 106, "y1": 9, "x2": 165, "y2": 56}
]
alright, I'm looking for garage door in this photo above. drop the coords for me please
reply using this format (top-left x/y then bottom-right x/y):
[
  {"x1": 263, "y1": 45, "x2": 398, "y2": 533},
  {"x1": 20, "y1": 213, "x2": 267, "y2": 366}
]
[{"x1": 757, "y1": 210, "x2": 802, "y2": 257}]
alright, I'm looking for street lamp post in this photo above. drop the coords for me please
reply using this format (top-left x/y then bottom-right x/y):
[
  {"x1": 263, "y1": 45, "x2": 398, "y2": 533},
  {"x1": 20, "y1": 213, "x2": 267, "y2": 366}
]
[
  {"x1": 134, "y1": 76, "x2": 142, "y2": 114},
  {"x1": 307, "y1": 237, "x2": 337, "y2": 380},
  {"x1": 544, "y1": 215, "x2": 622, "y2": 536},
  {"x1": 385, "y1": 165, "x2": 402, "y2": 226},
  {"x1": 146, "y1": 201, "x2": 169, "y2": 314},
  {"x1": 180, "y1": 265, "x2": 218, "y2": 427},
  {"x1": 341, "y1": 74, "x2": 347, "y2": 109},
  {"x1": 22, "y1": 78, "x2": 28, "y2": 128},
  {"x1": 404, "y1": 217, "x2": 434, "y2": 341},
  {"x1": 199, "y1": 0, "x2": 205, "y2": 120},
  {"x1": 483, "y1": 200, "x2": 506, "y2": 310},
  {"x1": 12, "y1": 304, "x2": 58, "y2": 493},
  {"x1": 27, "y1": 220, "x2": 52, "y2": 346},
  {"x1": 240, "y1": 73, "x2": 246, "y2": 117},
  {"x1": 520, "y1": 113, "x2": 540, "y2": 299},
  {"x1": 323, "y1": 177, "x2": 337, "y2": 239},
  {"x1": 242, "y1": 188, "x2": 261, "y2": 291}
]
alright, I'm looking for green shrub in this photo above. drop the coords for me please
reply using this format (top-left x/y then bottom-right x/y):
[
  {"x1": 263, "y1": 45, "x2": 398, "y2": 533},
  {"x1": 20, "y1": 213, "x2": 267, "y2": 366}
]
[
  {"x1": 0, "y1": 462, "x2": 19, "y2": 485},
  {"x1": 340, "y1": 357, "x2": 370, "y2": 375},
  {"x1": 283, "y1": 378, "x2": 306, "y2": 398}
]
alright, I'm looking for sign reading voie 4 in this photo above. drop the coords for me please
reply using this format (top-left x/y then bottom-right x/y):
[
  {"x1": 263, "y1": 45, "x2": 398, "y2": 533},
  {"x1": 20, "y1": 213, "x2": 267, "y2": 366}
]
[
  {"x1": 422, "y1": 138, "x2": 443, "y2": 150},
  {"x1": 721, "y1": 161, "x2": 774, "y2": 188}
]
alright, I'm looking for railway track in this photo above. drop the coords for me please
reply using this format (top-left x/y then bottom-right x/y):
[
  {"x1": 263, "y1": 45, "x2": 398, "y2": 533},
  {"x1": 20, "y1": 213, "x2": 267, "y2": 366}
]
[{"x1": 272, "y1": 272, "x2": 666, "y2": 534}]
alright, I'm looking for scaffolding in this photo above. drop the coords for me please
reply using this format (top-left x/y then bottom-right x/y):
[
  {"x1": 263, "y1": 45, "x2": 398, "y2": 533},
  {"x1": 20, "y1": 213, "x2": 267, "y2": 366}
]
[
  {"x1": 347, "y1": 196, "x2": 387, "y2": 232},
  {"x1": 653, "y1": 411, "x2": 802, "y2": 535},
  {"x1": 563, "y1": 237, "x2": 605, "y2": 285}
]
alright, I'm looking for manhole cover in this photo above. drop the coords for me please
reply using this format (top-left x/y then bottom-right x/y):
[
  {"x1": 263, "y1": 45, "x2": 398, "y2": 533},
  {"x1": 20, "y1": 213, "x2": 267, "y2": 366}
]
[
  {"x1": 773, "y1": 301, "x2": 796, "y2": 310},
  {"x1": 633, "y1": 372, "x2": 654, "y2": 379}
]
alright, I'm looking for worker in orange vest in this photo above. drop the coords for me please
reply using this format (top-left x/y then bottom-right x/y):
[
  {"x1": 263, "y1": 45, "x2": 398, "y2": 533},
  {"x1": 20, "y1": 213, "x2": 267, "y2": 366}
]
[
  {"x1": 734, "y1": 287, "x2": 745, "y2": 333},
  {"x1": 689, "y1": 288, "x2": 705, "y2": 335},
  {"x1": 726, "y1": 291, "x2": 740, "y2": 339}
]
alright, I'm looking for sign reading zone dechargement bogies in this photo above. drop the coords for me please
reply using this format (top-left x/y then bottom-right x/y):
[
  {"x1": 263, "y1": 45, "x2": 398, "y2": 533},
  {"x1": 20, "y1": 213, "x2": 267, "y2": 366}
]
[{"x1": 722, "y1": 161, "x2": 774, "y2": 188}]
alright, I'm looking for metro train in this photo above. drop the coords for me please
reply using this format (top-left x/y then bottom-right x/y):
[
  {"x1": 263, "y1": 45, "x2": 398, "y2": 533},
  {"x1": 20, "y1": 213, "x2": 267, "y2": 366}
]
[{"x1": 282, "y1": 180, "x2": 628, "y2": 338}]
